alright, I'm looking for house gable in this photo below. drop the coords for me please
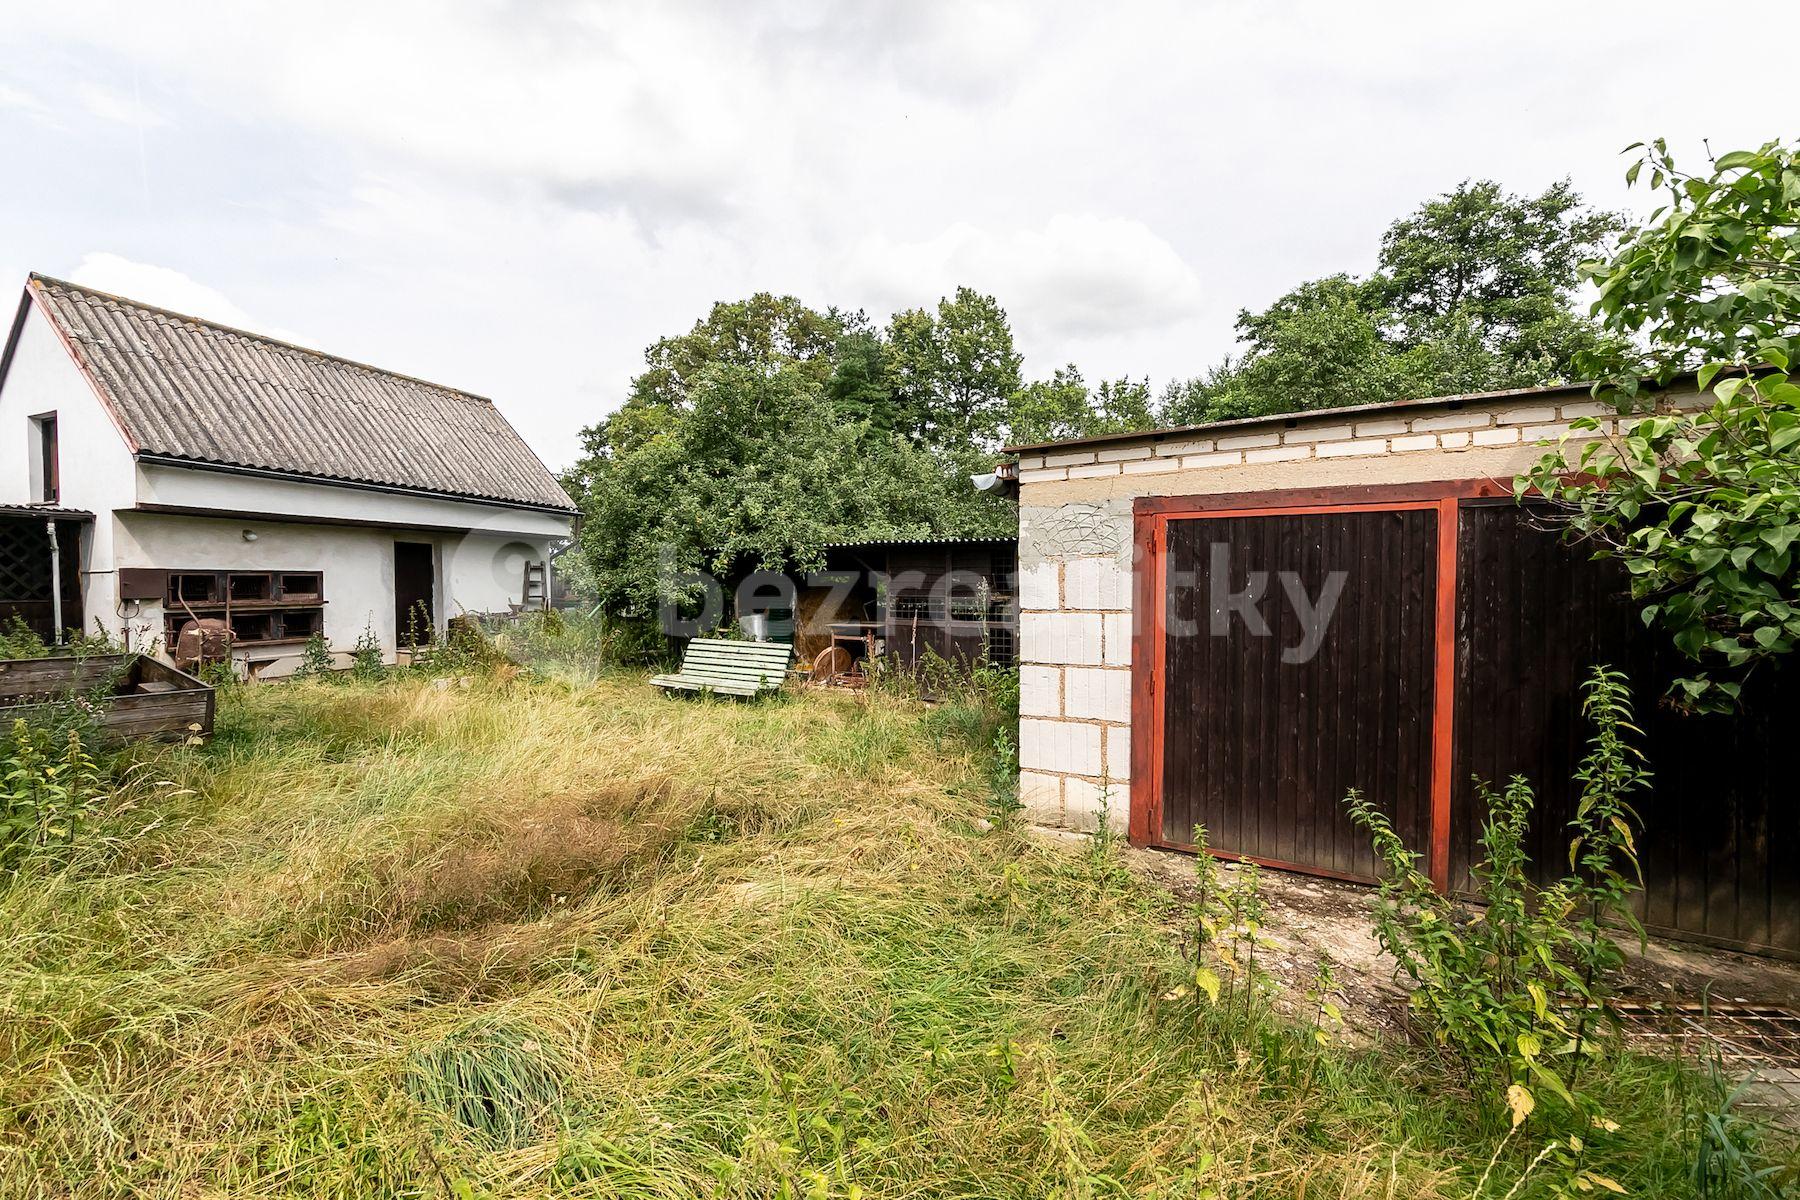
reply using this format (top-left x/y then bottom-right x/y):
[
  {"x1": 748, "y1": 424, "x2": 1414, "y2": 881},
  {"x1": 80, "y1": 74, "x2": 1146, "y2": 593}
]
[{"x1": 0, "y1": 292, "x2": 139, "y2": 517}]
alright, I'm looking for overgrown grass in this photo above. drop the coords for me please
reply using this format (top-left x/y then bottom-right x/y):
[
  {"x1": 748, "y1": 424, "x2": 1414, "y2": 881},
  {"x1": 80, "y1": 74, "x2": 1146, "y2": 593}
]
[{"x1": 0, "y1": 671, "x2": 1778, "y2": 1197}]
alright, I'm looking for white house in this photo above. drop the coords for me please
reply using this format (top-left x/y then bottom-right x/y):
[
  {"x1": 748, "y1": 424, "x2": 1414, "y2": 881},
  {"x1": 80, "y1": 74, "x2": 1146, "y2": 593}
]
[{"x1": 0, "y1": 274, "x2": 576, "y2": 673}]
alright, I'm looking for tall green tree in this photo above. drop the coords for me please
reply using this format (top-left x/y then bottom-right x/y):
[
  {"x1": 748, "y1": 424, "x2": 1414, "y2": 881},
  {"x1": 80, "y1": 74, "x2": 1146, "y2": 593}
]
[
  {"x1": 1524, "y1": 140, "x2": 1800, "y2": 711},
  {"x1": 604, "y1": 294, "x2": 843, "y2": 453},
  {"x1": 1158, "y1": 181, "x2": 1625, "y2": 427},
  {"x1": 567, "y1": 359, "x2": 1011, "y2": 618},
  {"x1": 564, "y1": 289, "x2": 1025, "y2": 619},
  {"x1": 824, "y1": 312, "x2": 897, "y2": 432},
  {"x1": 887, "y1": 287, "x2": 1023, "y2": 450},
  {"x1": 1007, "y1": 367, "x2": 1155, "y2": 446}
]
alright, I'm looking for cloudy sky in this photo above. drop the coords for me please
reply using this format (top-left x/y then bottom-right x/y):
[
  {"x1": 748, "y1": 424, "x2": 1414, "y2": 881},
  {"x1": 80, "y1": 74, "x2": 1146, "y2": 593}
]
[{"x1": 0, "y1": 2, "x2": 1789, "y2": 468}]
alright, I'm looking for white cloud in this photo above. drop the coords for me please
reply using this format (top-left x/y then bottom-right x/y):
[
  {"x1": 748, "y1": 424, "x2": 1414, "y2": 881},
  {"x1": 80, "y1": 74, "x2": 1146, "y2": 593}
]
[
  {"x1": 74, "y1": 80, "x2": 165, "y2": 128},
  {"x1": 842, "y1": 215, "x2": 1203, "y2": 338},
  {"x1": 1, "y1": 0, "x2": 1792, "y2": 469},
  {"x1": 66, "y1": 253, "x2": 308, "y2": 345},
  {"x1": 0, "y1": 83, "x2": 50, "y2": 117}
]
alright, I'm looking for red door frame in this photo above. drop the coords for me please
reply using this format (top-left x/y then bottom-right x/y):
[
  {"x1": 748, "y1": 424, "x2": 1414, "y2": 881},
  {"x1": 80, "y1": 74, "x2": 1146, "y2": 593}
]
[{"x1": 1128, "y1": 477, "x2": 1512, "y2": 891}]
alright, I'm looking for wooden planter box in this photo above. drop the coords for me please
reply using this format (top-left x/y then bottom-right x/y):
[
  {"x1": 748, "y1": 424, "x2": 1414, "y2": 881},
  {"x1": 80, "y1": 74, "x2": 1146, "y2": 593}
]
[{"x1": 0, "y1": 653, "x2": 215, "y2": 742}]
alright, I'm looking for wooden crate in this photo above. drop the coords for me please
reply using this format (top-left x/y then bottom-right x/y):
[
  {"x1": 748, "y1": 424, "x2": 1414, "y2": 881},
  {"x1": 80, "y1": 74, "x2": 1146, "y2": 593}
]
[{"x1": 0, "y1": 653, "x2": 215, "y2": 742}]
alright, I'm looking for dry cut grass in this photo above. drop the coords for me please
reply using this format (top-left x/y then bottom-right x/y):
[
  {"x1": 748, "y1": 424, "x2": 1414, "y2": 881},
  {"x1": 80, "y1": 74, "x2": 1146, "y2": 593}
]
[{"x1": 0, "y1": 670, "x2": 1720, "y2": 1198}]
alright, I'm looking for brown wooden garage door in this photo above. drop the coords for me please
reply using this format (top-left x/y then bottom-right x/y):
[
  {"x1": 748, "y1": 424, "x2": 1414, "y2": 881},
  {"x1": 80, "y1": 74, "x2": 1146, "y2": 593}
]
[
  {"x1": 1453, "y1": 501, "x2": 1800, "y2": 956},
  {"x1": 1158, "y1": 507, "x2": 1439, "y2": 881},
  {"x1": 1135, "y1": 487, "x2": 1800, "y2": 958}
]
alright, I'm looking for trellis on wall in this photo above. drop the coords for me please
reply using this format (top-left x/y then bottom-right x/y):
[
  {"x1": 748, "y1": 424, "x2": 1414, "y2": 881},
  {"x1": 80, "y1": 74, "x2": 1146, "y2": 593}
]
[{"x1": 0, "y1": 511, "x2": 86, "y2": 642}]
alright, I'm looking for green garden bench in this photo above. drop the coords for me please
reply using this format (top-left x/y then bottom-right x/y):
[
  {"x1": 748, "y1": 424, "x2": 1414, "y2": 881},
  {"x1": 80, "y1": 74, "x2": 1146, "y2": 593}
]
[{"x1": 650, "y1": 638, "x2": 792, "y2": 698}]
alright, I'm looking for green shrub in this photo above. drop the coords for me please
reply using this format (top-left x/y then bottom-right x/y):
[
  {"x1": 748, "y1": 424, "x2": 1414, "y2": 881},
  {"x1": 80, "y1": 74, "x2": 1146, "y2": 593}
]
[
  {"x1": 0, "y1": 615, "x2": 47, "y2": 661},
  {"x1": 1345, "y1": 665, "x2": 1647, "y2": 1134},
  {"x1": 598, "y1": 614, "x2": 672, "y2": 668},
  {"x1": 492, "y1": 609, "x2": 609, "y2": 681},
  {"x1": 350, "y1": 623, "x2": 385, "y2": 682},
  {"x1": 0, "y1": 718, "x2": 106, "y2": 872},
  {"x1": 420, "y1": 616, "x2": 508, "y2": 676},
  {"x1": 292, "y1": 632, "x2": 335, "y2": 680}
]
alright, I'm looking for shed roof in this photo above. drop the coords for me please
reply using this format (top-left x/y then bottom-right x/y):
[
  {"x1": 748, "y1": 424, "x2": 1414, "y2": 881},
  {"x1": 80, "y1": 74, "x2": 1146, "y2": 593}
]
[
  {"x1": 0, "y1": 504, "x2": 93, "y2": 520},
  {"x1": 15, "y1": 275, "x2": 575, "y2": 513},
  {"x1": 1001, "y1": 379, "x2": 1604, "y2": 455},
  {"x1": 819, "y1": 535, "x2": 1016, "y2": 550}
]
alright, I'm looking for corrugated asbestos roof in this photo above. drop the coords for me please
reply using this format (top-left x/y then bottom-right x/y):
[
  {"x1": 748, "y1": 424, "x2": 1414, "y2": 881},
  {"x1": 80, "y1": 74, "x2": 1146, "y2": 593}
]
[
  {"x1": 0, "y1": 504, "x2": 93, "y2": 520},
  {"x1": 26, "y1": 275, "x2": 575, "y2": 512},
  {"x1": 818, "y1": 535, "x2": 1017, "y2": 549}
]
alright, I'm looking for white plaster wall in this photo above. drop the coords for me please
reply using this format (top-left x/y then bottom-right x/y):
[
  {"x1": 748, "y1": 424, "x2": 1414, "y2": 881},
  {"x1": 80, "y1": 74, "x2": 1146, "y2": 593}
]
[
  {"x1": 111, "y1": 514, "x2": 561, "y2": 662},
  {"x1": 136, "y1": 463, "x2": 572, "y2": 539},
  {"x1": 113, "y1": 514, "x2": 395, "y2": 659},
  {"x1": 443, "y1": 529, "x2": 555, "y2": 619},
  {"x1": 0, "y1": 301, "x2": 139, "y2": 633}
]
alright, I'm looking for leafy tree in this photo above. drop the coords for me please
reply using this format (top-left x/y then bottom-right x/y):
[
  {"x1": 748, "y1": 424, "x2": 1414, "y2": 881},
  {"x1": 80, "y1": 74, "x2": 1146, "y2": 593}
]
[
  {"x1": 1524, "y1": 140, "x2": 1800, "y2": 711},
  {"x1": 1229, "y1": 275, "x2": 1433, "y2": 415},
  {"x1": 1159, "y1": 181, "x2": 1624, "y2": 427},
  {"x1": 567, "y1": 359, "x2": 1012, "y2": 619},
  {"x1": 603, "y1": 294, "x2": 842, "y2": 453},
  {"x1": 887, "y1": 287, "x2": 1023, "y2": 450},
  {"x1": 824, "y1": 314, "x2": 897, "y2": 431},
  {"x1": 1007, "y1": 367, "x2": 1155, "y2": 446},
  {"x1": 566, "y1": 282, "x2": 1160, "y2": 619},
  {"x1": 1373, "y1": 179, "x2": 1625, "y2": 366}
]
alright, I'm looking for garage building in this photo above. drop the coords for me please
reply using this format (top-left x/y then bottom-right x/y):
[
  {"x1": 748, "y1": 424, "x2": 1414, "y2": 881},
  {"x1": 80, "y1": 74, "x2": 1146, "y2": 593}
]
[{"x1": 1011, "y1": 382, "x2": 1800, "y2": 958}]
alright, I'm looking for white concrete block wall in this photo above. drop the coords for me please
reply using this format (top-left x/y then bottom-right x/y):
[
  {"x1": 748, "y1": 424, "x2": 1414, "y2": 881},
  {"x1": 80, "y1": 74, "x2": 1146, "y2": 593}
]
[
  {"x1": 1064, "y1": 666, "x2": 1128, "y2": 722},
  {"x1": 1063, "y1": 557, "x2": 1131, "y2": 611},
  {"x1": 1020, "y1": 718, "x2": 1102, "y2": 776},
  {"x1": 1015, "y1": 545, "x2": 1132, "y2": 832},
  {"x1": 1018, "y1": 561, "x2": 1059, "y2": 610},
  {"x1": 1063, "y1": 775, "x2": 1127, "y2": 833},
  {"x1": 1019, "y1": 664, "x2": 1061, "y2": 717},
  {"x1": 1019, "y1": 610, "x2": 1104, "y2": 665},
  {"x1": 1102, "y1": 612, "x2": 1132, "y2": 665},
  {"x1": 1008, "y1": 393, "x2": 1652, "y2": 482}
]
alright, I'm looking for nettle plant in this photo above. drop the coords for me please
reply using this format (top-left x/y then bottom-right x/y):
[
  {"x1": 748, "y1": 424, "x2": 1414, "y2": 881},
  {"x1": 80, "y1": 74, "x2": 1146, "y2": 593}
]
[
  {"x1": 1174, "y1": 826, "x2": 1281, "y2": 1023},
  {"x1": 1346, "y1": 666, "x2": 1647, "y2": 1145},
  {"x1": 1525, "y1": 139, "x2": 1800, "y2": 712},
  {"x1": 0, "y1": 717, "x2": 108, "y2": 872}
]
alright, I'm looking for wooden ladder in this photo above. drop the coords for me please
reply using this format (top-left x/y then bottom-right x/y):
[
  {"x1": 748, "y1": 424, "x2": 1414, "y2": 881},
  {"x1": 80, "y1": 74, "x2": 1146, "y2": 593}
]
[{"x1": 521, "y1": 560, "x2": 549, "y2": 611}]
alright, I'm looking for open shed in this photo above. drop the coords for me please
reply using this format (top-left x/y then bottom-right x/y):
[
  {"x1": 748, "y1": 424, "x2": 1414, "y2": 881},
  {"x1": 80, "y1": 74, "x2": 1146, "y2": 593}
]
[
  {"x1": 725, "y1": 536, "x2": 1017, "y2": 672},
  {"x1": 0, "y1": 504, "x2": 89, "y2": 643},
  {"x1": 1011, "y1": 381, "x2": 1800, "y2": 959}
]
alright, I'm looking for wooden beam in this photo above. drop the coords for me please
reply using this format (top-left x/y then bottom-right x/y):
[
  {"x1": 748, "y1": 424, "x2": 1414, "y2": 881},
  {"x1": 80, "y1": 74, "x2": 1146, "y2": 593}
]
[
  {"x1": 1133, "y1": 477, "x2": 1511, "y2": 516},
  {"x1": 1428, "y1": 497, "x2": 1460, "y2": 892}
]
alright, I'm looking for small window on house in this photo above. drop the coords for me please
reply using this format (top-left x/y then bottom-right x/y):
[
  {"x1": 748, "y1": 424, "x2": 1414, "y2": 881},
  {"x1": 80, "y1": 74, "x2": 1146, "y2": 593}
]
[
  {"x1": 229, "y1": 612, "x2": 275, "y2": 643},
  {"x1": 28, "y1": 414, "x2": 58, "y2": 503},
  {"x1": 279, "y1": 609, "x2": 323, "y2": 639}
]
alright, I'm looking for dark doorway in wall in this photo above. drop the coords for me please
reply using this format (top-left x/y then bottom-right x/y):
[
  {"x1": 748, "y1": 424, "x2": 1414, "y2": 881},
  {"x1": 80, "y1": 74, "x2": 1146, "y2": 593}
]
[{"x1": 394, "y1": 541, "x2": 435, "y2": 646}]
